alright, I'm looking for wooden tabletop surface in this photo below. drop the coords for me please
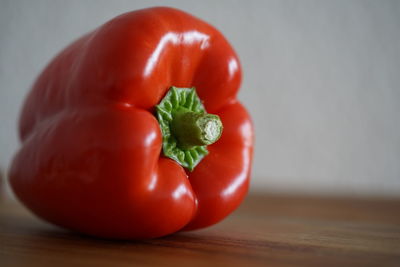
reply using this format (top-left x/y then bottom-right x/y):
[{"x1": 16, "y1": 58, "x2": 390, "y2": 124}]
[{"x1": 1, "y1": 193, "x2": 399, "y2": 267}]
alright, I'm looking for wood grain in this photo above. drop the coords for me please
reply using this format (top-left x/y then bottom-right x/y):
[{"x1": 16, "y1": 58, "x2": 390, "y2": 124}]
[{"x1": 1, "y1": 194, "x2": 399, "y2": 267}]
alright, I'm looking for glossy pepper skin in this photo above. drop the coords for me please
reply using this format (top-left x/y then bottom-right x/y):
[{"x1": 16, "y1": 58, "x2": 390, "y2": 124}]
[{"x1": 9, "y1": 7, "x2": 254, "y2": 239}]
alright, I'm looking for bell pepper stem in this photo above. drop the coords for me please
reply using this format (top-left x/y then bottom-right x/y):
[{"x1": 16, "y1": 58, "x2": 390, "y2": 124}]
[
  {"x1": 171, "y1": 108, "x2": 223, "y2": 149},
  {"x1": 156, "y1": 86, "x2": 223, "y2": 171}
]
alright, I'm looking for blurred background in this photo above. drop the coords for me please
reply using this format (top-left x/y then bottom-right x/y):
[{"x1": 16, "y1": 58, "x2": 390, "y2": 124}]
[{"x1": 0, "y1": 0, "x2": 399, "y2": 197}]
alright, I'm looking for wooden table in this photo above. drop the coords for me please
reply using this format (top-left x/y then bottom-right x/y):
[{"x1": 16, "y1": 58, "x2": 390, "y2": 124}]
[{"x1": 1, "y1": 194, "x2": 399, "y2": 266}]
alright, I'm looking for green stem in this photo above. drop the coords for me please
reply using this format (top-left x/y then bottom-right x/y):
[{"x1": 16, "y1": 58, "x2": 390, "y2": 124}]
[
  {"x1": 156, "y1": 87, "x2": 224, "y2": 171},
  {"x1": 171, "y1": 108, "x2": 223, "y2": 149}
]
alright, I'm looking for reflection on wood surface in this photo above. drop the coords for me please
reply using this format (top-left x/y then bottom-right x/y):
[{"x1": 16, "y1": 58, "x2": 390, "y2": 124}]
[{"x1": 1, "y1": 194, "x2": 399, "y2": 266}]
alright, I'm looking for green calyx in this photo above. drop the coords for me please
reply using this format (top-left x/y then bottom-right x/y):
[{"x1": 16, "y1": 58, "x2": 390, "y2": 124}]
[{"x1": 156, "y1": 87, "x2": 223, "y2": 171}]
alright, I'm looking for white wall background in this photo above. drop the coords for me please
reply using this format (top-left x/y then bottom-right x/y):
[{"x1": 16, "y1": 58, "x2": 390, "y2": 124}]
[{"x1": 1, "y1": 0, "x2": 399, "y2": 196}]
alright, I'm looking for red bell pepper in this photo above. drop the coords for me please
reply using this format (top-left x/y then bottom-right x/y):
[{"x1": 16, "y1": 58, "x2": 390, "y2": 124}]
[{"x1": 9, "y1": 7, "x2": 254, "y2": 239}]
